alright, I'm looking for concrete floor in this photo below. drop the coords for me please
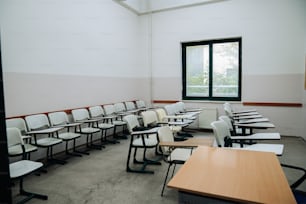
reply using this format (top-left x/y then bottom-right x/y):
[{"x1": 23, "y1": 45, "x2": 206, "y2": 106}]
[{"x1": 10, "y1": 131, "x2": 306, "y2": 204}]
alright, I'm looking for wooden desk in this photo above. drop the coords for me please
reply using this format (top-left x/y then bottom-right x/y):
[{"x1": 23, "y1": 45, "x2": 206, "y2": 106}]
[
  {"x1": 168, "y1": 146, "x2": 296, "y2": 204},
  {"x1": 159, "y1": 137, "x2": 214, "y2": 148}
]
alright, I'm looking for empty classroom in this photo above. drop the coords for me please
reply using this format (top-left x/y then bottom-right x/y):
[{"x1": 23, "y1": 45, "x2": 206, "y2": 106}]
[{"x1": 0, "y1": 0, "x2": 306, "y2": 203}]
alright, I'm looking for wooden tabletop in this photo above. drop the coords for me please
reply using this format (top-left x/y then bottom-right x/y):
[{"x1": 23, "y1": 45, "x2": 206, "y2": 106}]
[
  {"x1": 168, "y1": 146, "x2": 296, "y2": 204},
  {"x1": 159, "y1": 137, "x2": 214, "y2": 148}
]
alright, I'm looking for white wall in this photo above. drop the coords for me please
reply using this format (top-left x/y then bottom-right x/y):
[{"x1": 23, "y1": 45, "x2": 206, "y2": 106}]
[
  {"x1": 1, "y1": 0, "x2": 306, "y2": 137},
  {"x1": 0, "y1": 0, "x2": 152, "y2": 117},
  {"x1": 147, "y1": 0, "x2": 306, "y2": 136}
]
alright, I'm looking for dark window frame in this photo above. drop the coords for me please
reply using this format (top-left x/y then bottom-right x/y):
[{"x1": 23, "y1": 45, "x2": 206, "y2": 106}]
[{"x1": 182, "y1": 37, "x2": 242, "y2": 101}]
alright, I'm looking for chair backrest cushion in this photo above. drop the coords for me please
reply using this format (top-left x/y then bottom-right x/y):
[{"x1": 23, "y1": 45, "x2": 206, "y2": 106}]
[
  {"x1": 123, "y1": 115, "x2": 139, "y2": 133},
  {"x1": 103, "y1": 104, "x2": 115, "y2": 116},
  {"x1": 7, "y1": 127, "x2": 23, "y2": 147},
  {"x1": 71, "y1": 109, "x2": 90, "y2": 121},
  {"x1": 175, "y1": 102, "x2": 185, "y2": 113},
  {"x1": 211, "y1": 120, "x2": 231, "y2": 147},
  {"x1": 157, "y1": 126, "x2": 174, "y2": 153},
  {"x1": 89, "y1": 106, "x2": 104, "y2": 118},
  {"x1": 219, "y1": 115, "x2": 234, "y2": 131},
  {"x1": 155, "y1": 108, "x2": 167, "y2": 122},
  {"x1": 48, "y1": 111, "x2": 69, "y2": 126},
  {"x1": 6, "y1": 118, "x2": 28, "y2": 134},
  {"x1": 164, "y1": 104, "x2": 176, "y2": 116},
  {"x1": 136, "y1": 100, "x2": 146, "y2": 109},
  {"x1": 25, "y1": 114, "x2": 50, "y2": 131},
  {"x1": 223, "y1": 102, "x2": 233, "y2": 117},
  {"x1": 125, "y1": 101, "x2": 136, "y2": 111},
  {"x1": 114, "y1": 102, "x2": 126, "y2": 113},
  {"x1": 141, "y1": 110, "x2": 158, "y2": 127}
]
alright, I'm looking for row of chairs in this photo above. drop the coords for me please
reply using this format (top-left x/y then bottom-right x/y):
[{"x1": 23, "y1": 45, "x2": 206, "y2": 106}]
[
  {"x1": 6, "y1": 100, "x2": 148, "y2": 203},
  {"x1": 7, "y1": 100, "x2": 149, "y2": 159},
  {"x1": 7, "y1": 100, "x2": 200, "y2": 203}
]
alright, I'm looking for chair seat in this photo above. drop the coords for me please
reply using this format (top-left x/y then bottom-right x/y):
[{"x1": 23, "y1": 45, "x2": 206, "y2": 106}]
[
  {"x1": 113, "y1": 120, "x2": 126, "y2": 126},
  {"x1": 169, "y1": 126, "x2": 182, "y2": 133},
  {"x1": 230, "y1": 144, "x2": 284, "y2": 155},
  {"x1": 10, "y1": 160, "x2": 43, "y2": 178},
  {"x1": 242, "y1": 144, "x2": 284, "y2": 155},
  {"x1": 36, "y1": 137, "x2": 62, "y2": 147},
  {"x1": 8, "y1": 143, "x2": 37, "y2": 156},
  {"x1": 167, "y1": 148, "x2": 193, "y2": 162},
  {"x1": 132, "y1": 137, "x2": 158, "y2": 147},
  {"x1": 98, "y1": 123, "x2": 115, "y2": 129},
  {"x1": 80, "y1": 127, "x2": 100, "y2": 134},
  {"x1": 58, "y1": 132, "x2": 81, "y2": 141},
  {"x1": 231, "y1": 132, "x2": 280, "y2": 140}
]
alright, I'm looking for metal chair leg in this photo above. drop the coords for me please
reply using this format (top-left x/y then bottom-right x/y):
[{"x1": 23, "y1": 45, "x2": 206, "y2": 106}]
[
  {"x1": 161, "y1": 163, "x2": 173, "y2": 196},
  {"x1": 17, "y1": 177, "x2": 48, "y2": 204}
]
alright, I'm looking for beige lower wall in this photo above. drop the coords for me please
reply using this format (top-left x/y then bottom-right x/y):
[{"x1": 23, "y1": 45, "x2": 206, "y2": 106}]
[
  {"x1": 152, "y1": 73, "x2": 305, "y2": 137},
  {"x1": 3, "y1": 72, "x2": 151, "y2": 117}
]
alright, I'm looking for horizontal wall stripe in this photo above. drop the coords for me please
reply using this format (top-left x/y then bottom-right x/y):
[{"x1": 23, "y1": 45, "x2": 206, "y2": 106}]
[{"x1": 243, "y1": 102, "x2": 303, "y2": 107}]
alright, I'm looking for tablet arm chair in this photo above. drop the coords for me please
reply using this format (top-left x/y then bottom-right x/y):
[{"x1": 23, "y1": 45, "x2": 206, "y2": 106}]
[
  {"x1": 123, "y1": 114, "x2": 161, "y2": 174},
  {"x1": 211, "y1": 120, "x2": 284, "y2": 156},
  {"x1": 218, "y1": 115, "x2": 280, "y2": 145},
  {"x1": 156, "y1": 108, "x2": 193, "y2": 138},
  {"x1": 88, "y1": 106, "x2": 117, "y2": 144},
  {"x1": 6, "y1": 118, "x2": 37, "y2": 160},
  {"x1": 25, "y1": 114, "x2": 66, "y2": 165},
  {"x1": 141, "y1": 110, "x2": 163, "y2": 155},
  {"x1": 8, "y1": 127, "x2": 48, "y2": 204},
  {"x1": 158, "y1": 126, "x2": 193, "y2": 196},
  {"x1": 114, "y1": 102, "x2": 130, "y2": 119},
  {"x1": 71, "y1": 108, "x2": 102, "y2": 150},
  {"x1": 125, "y1": 101, "x2": 142, "y2": 115},
  {"x1": 103, "y1": 104, "x2": 128, "y2": 139},
  {"x1": 135, "y1": 100, "x2": 149, "y2": 111},
  {"x1": 48, "y1": 111, "x2": 85, "y2": 157}
]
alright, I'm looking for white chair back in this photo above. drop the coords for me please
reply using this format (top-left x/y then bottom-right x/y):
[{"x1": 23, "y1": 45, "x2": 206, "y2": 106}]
[
  {"x1": 175, "y1": 102, "x2": 185, "y2": 112},
  {"x1": 123, "y1": 115, "x2": 139, "y2": 133},
  {"x1": 6, "y1": 118, "x2": 28, "y2": 134},
  {"x1": 211, "y1": 120, "x2": 231, "y2": 147},
  {"x1": 103, "y1": 104, "x2": 115, "y2": 116},
  {"x1": 7, "y1": 127, "x2": 24, "y2": 148},
  {"x1": 164, "y1": 104, "x2": 176, "y2": 115},
  {"x1": 125, "y1": 101, "x2": 136, "y2": 111},
  {"x1": 155, "y1": 108, "x2": 167, "y2": 122},
  {"x1": 71, "y1": 109, "x2": 90, "y2": 122},
  {"x1": 25, "y1": 114, "x2": 50, "y2": 131},
  {"x1": 141, "y1": 110, "x2": 158, "y2": 127},
  {"x1": 136, "y1": 100, "x2": 146, "y2": 109},
  {"x1": 114, "y1": 102, "x2": 126, "y2": 113},
  {"x1": 88, "y1": 106, "x2": 104, "y2": 118},
  {"x1": 219, "y1": 115, "x2": 234, "y2": 131},
  {"x1": 223, "y1": 102, "x2": 233, "y2": 117},
  {"x1": 48, "y1": 111, "x2": 69, "y2": 126},
  {"x1": 157, "y1": 126, "x2": 174, "y2": 154}
]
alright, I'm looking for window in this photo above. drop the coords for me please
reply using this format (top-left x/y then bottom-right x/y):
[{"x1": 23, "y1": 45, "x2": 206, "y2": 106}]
[{"x1": 182, "y1": 38, "x2": 241, "y2": 101}]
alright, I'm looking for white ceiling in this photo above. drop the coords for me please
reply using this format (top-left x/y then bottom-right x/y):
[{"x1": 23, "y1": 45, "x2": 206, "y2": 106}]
[{"x1": 114, "y1": 0, "x2": 229, "y2": 15}]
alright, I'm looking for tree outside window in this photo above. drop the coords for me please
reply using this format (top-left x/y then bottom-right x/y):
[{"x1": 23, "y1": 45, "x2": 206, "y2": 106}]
[{"x1": 182, "y1": 38, "x2": 241, "y2": 101}]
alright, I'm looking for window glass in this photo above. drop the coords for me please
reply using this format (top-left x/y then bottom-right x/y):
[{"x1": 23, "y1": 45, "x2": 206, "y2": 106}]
[{"x1": 182, "y1": 38, "x2": 241, "y2": 101}]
